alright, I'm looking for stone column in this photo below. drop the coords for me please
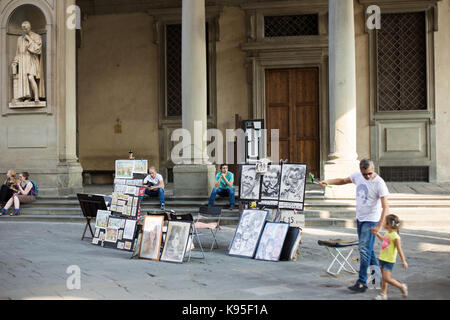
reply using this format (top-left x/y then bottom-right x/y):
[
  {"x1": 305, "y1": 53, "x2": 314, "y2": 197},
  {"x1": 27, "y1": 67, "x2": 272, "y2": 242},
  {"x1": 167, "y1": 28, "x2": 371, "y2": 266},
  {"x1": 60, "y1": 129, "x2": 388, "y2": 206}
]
[
  {"x1": 324, "y1": 0, "x2": 359, "y2": 197},
  {"x1": 173, "y1": 0, "x2": 215, "y2": 196},
  {"x1": 57, "y1": 0, "x2": 83, "y2": 195}
]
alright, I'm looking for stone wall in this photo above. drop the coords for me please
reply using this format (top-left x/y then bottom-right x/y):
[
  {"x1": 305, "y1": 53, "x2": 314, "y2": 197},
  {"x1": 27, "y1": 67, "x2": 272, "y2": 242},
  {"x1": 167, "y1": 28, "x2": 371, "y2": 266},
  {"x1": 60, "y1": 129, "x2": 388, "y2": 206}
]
[{"x1": 77, "y1": 12, "x2": 159, "y2": 172}]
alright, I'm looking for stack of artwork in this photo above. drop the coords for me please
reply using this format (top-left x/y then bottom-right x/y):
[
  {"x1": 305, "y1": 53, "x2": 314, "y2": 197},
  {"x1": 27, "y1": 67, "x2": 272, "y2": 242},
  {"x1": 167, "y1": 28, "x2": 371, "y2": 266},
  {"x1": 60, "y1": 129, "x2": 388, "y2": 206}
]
[
  {"x1": 228, "y1": 209, "x2": 302, "y2": 262},
  {"x1": 92, "y1": 209, "x2": 138, "y2": 251},
  {"x1": 137, "y1": 215, "x2": 192, "y2": 264},
  {"x1": 91, "y1": 159, "x2": 148, "y2": 252},
  {"x1": 240, "y1": 163, "x2": 307, "y2": 210},
  {"x1": 111, "y1": 159, "x2": 148, "y2": 218}
]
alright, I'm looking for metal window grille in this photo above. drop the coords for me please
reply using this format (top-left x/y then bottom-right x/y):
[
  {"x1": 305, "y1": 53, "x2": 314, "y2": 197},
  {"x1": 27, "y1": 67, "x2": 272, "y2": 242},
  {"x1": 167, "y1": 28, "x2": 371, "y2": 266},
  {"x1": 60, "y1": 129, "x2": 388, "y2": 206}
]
[
  {"x1": 377, "y1": 12, "x2": 427, "y2": 111},
  {"x1": 264, "y1": 14, "x2": 319, "y2": 37},
  {"x1": 166, "y1": 24, "x2": 182, "y2": 117},
  {"x1": 380, "y1": 166, "x2": 429, "y2": 182},
  {"x1": 165, "y1": 23, "x2": 211, "y2": 117}
]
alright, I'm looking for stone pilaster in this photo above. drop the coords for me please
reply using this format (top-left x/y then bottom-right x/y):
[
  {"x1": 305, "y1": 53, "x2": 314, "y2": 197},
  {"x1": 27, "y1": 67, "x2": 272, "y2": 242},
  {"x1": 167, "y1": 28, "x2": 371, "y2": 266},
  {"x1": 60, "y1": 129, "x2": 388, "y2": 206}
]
[{"x1": 324, "y1": 0, "x2": 359, "y2": 197}]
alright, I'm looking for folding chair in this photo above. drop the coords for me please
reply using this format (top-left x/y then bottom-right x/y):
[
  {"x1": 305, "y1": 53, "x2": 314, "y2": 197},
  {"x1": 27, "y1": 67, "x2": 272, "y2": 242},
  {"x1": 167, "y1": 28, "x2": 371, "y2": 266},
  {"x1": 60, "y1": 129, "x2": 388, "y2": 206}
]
[
  {"x1": 194, "y1": 206, "x2": 223, "y2": 252},
  {"x1": 168, "y1": 212, "x2": 205, "y2": 262},
  {"x1": 318, "y1": 239, "x2": 359, "y2": 277}
]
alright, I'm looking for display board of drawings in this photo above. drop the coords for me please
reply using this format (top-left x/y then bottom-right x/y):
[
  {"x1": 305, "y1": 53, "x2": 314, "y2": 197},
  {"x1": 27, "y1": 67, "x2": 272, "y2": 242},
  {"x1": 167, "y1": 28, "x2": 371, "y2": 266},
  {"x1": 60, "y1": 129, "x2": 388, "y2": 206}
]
[
  {"x1": 91, "y1": 159, "x2": 148, "y2": 252},
  {"x1": 240, "y1": 163, "x2": 307, "y2": 210},
  {"x1": 228, "y1": 209, "x2": 302, "y2": 261}
]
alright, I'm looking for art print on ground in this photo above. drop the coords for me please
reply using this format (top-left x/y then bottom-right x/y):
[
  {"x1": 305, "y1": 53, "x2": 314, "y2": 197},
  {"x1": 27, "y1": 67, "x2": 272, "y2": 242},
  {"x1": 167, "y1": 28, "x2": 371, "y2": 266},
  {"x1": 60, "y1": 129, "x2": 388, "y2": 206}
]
[
  {"x1": 240, "y1": 165, "x2": 261, "y2": 201},
  {"x1": 160, "y1": 221, "x2": 191, "y2": 263},
  {"x1": 228, "y1": 209, "x2": 269, "y2": 258},
  {"x1": 255, "y1": 222, "x2": 289, "y2": 261},
  {"x1": 139, "y1": 216, "x2": 164, "y2": 261},
  {"x1": 278, "y1": 164, "x2": 307, "y2": 210}
]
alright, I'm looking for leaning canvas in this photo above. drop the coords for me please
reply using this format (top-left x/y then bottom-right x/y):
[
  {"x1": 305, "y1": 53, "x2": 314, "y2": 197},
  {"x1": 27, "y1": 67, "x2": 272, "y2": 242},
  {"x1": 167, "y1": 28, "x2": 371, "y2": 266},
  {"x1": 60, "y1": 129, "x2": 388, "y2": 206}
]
[
  {"x1": 255, "y1": 222, "x2": 290, "y2": 262},
  {"x1": 228, "y1": 209, "x2": 269, "y2": 258},
  {"x1": 160, "y1": 221, "x2": 191, "y2": 263},
  {"x1": 139, "y1": 215, "x2": 164, "y2": 261}
]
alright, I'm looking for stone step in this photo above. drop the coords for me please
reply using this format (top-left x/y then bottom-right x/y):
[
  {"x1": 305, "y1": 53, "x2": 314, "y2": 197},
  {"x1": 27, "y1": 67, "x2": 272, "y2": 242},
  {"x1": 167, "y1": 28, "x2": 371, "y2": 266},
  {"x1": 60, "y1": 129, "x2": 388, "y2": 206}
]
[{"x1": 28, "y1": 197, "x2": 450, "y2": 209}]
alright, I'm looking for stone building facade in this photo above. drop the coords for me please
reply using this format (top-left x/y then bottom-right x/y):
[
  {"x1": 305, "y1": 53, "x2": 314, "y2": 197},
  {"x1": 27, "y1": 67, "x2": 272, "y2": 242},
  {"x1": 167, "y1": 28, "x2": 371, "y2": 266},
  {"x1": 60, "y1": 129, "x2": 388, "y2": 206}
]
[{"x1": 0, "y1": 0, "x2": 449, "y2": 196}]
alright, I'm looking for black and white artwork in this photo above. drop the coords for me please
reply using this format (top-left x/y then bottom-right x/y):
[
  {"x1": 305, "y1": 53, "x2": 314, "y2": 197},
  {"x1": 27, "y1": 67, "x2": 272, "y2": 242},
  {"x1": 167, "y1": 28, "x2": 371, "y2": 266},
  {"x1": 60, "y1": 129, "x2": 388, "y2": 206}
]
[
  {"x1": 228, "y1": 209, "x2": 269, "y2": 258},
  {"x1": 255, "y1": 222, "x2": 290, "y2": 261},
  {"x1": 239, "y1": 164, "x2": 262, "y2": 201},
  {"x1": 259, "y1": 165, "x2": 282, "y2": 207},
  {"x1": 160, "y1": 221, "x2": 191, "y2": 263},
  {"x1": 278, "y1": 164, "x2": 307, "y2": 210}
]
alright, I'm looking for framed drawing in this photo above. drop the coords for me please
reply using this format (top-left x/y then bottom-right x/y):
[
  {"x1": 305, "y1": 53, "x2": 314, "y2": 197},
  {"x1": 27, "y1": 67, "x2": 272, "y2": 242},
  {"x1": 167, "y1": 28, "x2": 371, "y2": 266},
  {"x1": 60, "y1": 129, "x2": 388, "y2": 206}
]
[
  {"x1": 228, "y1": 209, "x2": 268, "y2": 258},
  {"x1": 259, "y1": 165, "x2": 282, "y2": 208},
  {"x1": 255, "y1": 222, "x2": 290, "y2": 261},
  {"x1": 139, "y1": 215, "x2": 164, "y2": 261},
  {"x1": 95, "y1": 210, "x2": 110, "y2": 229},
  {"x1": 278, "y1": 164, "x2": 307, "y2": 210},
  {"x1": 107, "y1": 217, "x2": 122, "y2": 229},
  {"x1": 133, "y1": 160, "x2": 148, "y2": 174},
  {"x1": 160, "y1": 221, "x2": 191, "y2": 263},
  {"x1": 105, "y1": 227, "x2": 119, "y2": 243},
  {"x1": 239, "y1": 164, "x2": 262, "y2": 201},
  {"x1": 115, "y1": 160, "x2": 134, "y2": 179},
  {"x1": 123, "y1": 219, "x2": 137, "y2": 240}
]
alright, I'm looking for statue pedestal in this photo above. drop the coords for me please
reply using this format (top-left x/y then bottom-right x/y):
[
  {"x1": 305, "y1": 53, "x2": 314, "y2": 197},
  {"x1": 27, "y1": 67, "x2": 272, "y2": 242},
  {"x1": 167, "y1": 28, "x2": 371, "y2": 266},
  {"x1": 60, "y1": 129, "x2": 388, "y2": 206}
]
[
  {"x1": 173, "y1": 164, "x2": 216, "y2": 197},
  {"x1": 9, "y1": 101, "x2": 46, "y2": 109}
]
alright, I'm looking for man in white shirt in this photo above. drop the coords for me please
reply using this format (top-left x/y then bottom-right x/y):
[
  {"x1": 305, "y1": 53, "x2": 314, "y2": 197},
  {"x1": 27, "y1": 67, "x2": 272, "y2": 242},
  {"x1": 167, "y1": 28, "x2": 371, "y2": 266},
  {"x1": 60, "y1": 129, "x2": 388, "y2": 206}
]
[
  {"x1": 319, "y1": 159, "x2": 390, "y2": 293},
  {"x1": 143, "y1": 166, "x2": 165, "y2": 210}
]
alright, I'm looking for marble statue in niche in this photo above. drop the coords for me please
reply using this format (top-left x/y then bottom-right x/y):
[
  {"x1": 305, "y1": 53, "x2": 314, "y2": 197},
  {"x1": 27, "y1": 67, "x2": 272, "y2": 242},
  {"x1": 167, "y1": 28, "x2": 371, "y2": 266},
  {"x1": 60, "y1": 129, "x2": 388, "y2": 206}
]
[{"x1": 10, "y1": 21, "x2": 46, "y2": 107}]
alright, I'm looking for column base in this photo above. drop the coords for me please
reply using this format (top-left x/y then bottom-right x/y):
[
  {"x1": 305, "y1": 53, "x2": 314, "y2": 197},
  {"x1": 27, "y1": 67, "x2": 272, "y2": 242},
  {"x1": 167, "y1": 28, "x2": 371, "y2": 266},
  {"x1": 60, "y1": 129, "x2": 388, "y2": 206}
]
[
  {"x1": 56, "y1": 161, "x2": 84, "y2": 196},
  {"x1": 323, "y1": 159, "x2": 359, "y2": 199},
  {"x1": 36, "y1": 161, "x2": 83, "y2": 196},
  {"x1": 173, "y1": 164, "x2": 216, "y2": 197}
]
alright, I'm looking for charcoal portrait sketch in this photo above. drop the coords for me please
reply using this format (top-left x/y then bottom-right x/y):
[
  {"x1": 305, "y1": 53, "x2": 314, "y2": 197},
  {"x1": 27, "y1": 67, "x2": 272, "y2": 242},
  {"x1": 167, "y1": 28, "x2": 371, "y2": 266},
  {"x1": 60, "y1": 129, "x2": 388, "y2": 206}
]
[
  {"x1": 228, "y1": 209, "x2": 268, "y2": 258},
  {"x1": 239, "y1": 165, "x2": 261, "y2": 200}
]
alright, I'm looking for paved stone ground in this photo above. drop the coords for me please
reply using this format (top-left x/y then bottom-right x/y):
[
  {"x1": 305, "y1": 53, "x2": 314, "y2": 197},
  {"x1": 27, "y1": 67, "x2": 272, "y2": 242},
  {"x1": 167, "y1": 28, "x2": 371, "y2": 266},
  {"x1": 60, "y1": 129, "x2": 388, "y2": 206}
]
[{"x1": 0, "y1": 220, "x2": 449, "y2": 301}]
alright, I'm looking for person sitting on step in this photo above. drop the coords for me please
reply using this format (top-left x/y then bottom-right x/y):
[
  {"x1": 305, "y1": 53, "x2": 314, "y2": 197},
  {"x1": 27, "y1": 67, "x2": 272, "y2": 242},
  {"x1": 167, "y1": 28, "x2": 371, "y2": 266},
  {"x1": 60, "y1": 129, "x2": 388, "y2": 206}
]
[
  {"x1": 142, "y1": 166, "x2": 166, "y2": 210},
  {"x1": 0, "y1": 172, "x2": 37, "y2": 216},
  {"x1": 208, "y1": 164, "x2": 236, "y2": 209},
  {"x1": 0, "y1": 169, "x2": 17, "y2": 205}
]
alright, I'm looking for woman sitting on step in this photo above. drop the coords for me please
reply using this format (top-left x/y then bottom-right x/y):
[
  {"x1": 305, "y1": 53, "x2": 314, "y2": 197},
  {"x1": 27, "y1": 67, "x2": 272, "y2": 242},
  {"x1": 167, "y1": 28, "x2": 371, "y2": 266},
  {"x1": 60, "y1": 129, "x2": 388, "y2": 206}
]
[
  {"x1": 0, "y1": 169, "x2": 17, "y2": 205},
  {"x1": 0, "y1": 172, "x2": 37, "y2": 216}
]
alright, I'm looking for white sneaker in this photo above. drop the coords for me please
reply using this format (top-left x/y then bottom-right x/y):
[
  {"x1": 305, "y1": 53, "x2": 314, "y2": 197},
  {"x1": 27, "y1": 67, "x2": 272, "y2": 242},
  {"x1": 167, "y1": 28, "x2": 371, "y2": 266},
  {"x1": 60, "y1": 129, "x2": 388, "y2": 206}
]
[
  {"x1": 374, "y1": 293, "x2": 388, "y2": 300},
  {"x1": 401, "y1": 283, "x2": 408, "y2": 298}
]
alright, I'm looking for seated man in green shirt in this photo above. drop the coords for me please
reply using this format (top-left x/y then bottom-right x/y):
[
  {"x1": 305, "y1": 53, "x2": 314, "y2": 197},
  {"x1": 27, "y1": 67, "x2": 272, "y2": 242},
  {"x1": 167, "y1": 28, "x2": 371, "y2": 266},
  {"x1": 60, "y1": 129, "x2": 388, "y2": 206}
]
[{"x1": 208, "y1": 164, "x2": 236, "y2": 209}]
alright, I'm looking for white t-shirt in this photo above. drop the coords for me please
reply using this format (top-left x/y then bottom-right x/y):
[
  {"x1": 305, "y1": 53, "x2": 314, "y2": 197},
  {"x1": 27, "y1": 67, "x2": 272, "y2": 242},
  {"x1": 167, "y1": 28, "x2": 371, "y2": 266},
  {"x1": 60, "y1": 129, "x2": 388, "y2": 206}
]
[
  {"x1": 143, "y1": 174, "x2": 164, "y2": 187},
  {"x1": 350, "y1": 172, "x2": 389, "y2": 222}
]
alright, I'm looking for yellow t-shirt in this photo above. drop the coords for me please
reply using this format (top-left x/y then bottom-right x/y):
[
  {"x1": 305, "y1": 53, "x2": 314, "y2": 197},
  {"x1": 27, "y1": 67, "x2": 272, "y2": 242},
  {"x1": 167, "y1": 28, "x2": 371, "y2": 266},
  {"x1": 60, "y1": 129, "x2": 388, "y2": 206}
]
[{"x1": 379, "y1": 231, "x2": 400, "y2": 263}]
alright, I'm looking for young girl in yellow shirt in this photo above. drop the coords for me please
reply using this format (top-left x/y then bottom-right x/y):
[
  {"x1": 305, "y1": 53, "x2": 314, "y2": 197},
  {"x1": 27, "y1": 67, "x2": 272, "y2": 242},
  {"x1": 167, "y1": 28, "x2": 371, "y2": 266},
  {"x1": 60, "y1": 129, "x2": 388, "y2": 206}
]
[{"x1": 372, "y1": 214, "x2": 408, "y2": 300}]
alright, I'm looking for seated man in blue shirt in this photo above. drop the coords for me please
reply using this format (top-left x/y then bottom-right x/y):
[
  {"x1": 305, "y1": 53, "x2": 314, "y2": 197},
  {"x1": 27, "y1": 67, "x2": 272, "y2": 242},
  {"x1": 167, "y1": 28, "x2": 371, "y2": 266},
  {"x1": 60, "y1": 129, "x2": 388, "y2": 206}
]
[{"x1": 208, "y1": 164, "x2": 236, "y2": 209}]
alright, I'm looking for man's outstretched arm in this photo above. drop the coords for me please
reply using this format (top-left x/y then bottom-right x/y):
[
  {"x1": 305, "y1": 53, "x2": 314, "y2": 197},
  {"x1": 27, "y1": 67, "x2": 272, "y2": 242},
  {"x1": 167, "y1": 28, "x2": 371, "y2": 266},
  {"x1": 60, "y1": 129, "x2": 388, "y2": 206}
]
[{"x1": 319, "y1": 177, "x2": 352, "y2": 188}]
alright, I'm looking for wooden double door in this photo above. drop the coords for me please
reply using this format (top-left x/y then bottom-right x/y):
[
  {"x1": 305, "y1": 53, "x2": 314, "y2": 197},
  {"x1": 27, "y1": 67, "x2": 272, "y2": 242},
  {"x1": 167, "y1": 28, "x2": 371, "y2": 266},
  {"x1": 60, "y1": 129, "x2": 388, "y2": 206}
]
[{"x1": 265, "y1": 67, "x2": 320, "y2": 177}]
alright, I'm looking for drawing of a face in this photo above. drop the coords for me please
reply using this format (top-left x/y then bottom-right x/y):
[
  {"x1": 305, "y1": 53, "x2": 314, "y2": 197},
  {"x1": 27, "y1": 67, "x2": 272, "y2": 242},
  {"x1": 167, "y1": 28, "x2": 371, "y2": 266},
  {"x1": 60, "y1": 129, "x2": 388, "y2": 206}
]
[
  {"x1": 241, "y1": 168, "x2": 256, "y2": 197},
  {"x1": 286, "y1": 168, "x2": 303, "y2": 191},
  {"x1": 262, "y1": 167, "x2": 280, "y2": 197}
]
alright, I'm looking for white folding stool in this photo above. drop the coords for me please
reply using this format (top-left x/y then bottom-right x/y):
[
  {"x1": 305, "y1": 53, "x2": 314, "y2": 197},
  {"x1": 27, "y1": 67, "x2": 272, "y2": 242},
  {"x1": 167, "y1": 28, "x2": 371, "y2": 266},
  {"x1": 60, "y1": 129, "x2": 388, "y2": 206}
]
[{"x1": 318, "y1": 239, "x2": 359, "y2": 277}]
